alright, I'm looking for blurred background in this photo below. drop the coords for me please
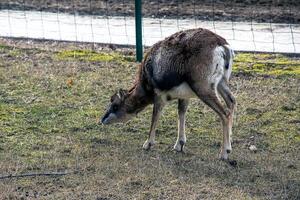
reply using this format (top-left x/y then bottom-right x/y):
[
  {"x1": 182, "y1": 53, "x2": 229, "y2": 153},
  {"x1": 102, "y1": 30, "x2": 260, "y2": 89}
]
[{"x1": 0, "y1": 0, "x2": 299, "y2": 53}]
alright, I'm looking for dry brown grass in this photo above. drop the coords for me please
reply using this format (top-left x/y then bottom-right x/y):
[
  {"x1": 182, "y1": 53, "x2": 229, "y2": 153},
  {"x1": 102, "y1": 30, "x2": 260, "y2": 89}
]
[{"x1": 0, "y1": 38, "x2": 299, "y2": 199}]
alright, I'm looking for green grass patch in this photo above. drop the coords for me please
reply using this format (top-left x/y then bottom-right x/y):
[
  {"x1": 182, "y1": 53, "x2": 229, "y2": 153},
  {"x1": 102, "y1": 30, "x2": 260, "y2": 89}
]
[
  {"x1": 234, "y1": 53, "x2": 300, "y2": 77},
  {"x1": 56, "y1": 49, "x2": 135, "y2": 63},
  {"x1": 0, "y1": 44, "x2": 11, "y2": 50}
]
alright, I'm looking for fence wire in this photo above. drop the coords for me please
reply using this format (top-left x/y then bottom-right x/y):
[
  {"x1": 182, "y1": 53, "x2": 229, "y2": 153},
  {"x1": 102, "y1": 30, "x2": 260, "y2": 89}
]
[{"x1": 0, "y1": 0, "x2": 299, "y2": 53}]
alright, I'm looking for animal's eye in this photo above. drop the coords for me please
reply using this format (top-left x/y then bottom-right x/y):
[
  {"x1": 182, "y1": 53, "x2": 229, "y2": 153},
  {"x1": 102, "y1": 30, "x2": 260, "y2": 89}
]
[{"x1": 112, "y1": 105, "x2": 118, "y2": 112}]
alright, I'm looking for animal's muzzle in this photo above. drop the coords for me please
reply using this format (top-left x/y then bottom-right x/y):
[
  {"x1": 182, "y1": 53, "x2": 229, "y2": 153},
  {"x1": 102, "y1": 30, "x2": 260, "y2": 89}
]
[{"x1": 100, "y1": 112, "x2": 110, "y2": 125}]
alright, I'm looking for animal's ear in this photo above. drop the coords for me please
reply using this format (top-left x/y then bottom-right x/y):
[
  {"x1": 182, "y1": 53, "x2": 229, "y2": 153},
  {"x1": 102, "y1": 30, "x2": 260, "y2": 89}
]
[
  {"x1": 117, "y1": 89, "x2": 128, "y2": 101},
  {"x1": 110, "y1": 94, "x2": 116, "y2": 102},
  {"x1": 110, "y1": 89, "x2": 128, "y2": 102}
]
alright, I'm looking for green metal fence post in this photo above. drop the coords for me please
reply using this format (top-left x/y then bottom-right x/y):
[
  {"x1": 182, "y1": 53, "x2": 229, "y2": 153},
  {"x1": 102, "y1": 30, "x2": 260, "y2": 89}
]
[{"x1": 135, "y1": 0, "x2": 143, "y2": 62}]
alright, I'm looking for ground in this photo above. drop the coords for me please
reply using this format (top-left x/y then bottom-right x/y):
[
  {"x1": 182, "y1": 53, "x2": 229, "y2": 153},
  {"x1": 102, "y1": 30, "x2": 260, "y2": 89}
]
[
  {"x1": 1, "y1": 0, "x2": 300, "y2": 23},
  {"x1": 0, "y1": 38, "x2": 299, "y2": 199}
]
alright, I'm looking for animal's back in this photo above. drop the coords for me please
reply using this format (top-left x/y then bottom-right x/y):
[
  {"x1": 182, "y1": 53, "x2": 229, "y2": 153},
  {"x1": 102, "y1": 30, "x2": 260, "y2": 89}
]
[
  {"x1": 142, "y1": 28, "x2": 230, "y2": 91},
  {"x1": 101, "y1": 28, "x2": 236, "y2": 160}
]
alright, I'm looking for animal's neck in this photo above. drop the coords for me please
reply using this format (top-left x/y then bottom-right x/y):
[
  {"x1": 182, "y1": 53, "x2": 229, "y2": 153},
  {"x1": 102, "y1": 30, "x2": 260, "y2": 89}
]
[{"x1": 126, "y1": 83, "x2": 153, "y2": 114}]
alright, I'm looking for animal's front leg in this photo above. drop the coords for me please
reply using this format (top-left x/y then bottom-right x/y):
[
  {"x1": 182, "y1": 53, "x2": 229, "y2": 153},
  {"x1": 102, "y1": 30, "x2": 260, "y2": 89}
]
[
  {"x1": 142, "y1": 97, "x2": 164, "y2": 150},
  {"x1": 174, "y1": 99, "x2": 189, "y2": 152}
]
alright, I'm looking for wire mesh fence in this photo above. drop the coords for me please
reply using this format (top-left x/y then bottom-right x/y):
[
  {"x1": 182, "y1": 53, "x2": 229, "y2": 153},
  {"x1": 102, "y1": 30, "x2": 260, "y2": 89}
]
[
  {"x1": 0, "y1": 3, "x2": 300, "y2": 198},
  {"x1": 0, "y1": 0, "x2": 299, "y2": 53}
]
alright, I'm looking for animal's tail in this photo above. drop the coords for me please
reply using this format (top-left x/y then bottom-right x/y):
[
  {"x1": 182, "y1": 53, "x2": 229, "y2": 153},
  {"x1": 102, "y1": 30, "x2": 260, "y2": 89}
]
[{"x1": 223, "y1": 45, "x2": 235, "y2": 82}]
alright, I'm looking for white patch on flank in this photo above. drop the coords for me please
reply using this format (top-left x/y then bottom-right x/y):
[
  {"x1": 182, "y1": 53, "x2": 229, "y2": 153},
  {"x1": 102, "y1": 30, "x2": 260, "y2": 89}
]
[
  {"x1": 153, "y1": 47, "x2": 163, "y2": 76},
  {"x1": 209, "y1": 46, "x2": 226, "y2": 88},
  {"x1": 168, "y1": 82, "x2": 196, "y2": 99},
  {"x1": 156, "y1": 82, "x2": 197, "y2": 103},
  {"x1": 223, "y1": 44, "x2": 234, "y2": 81}
]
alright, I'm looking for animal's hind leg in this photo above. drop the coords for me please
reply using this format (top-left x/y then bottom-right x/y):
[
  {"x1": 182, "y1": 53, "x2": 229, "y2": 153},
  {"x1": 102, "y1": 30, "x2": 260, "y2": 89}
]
[
  {"x1": 174, "y1": 99, "x2": 189, "y2": 152},
  {"x1": 190, "y1": 81, "x2": 232, "y2": 160},
  {"x1": 217, "y1": 79, "x2": 236, "y2": 157},
  {"x1": 217, "y1": 78, "x2": 236, "y2": 111}
]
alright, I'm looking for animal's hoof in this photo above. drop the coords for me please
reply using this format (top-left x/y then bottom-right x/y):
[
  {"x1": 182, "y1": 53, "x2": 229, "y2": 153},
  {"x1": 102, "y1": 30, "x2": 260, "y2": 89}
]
[
  {"x1": 174, "y1": 140, "x2": 185, "y2": 152},
  {"x1": 219, "y1": 151, "x2": 229, "y2": 160},
  {"x1": 142, "y1": 140, "x2": 155, "y2": 150},
  {"x1": 220, "y1": 146, "x2": 232, "y2": 158}
]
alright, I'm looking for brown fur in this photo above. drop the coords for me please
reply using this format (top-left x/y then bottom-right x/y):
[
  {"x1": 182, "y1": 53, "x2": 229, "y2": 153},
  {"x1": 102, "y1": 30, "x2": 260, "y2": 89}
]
[
  {"x1": 101, "y1": 28, "x2": 235, "y2": 160},
  {"x1": 128, "y1": 28, "x2": 228, "y2": 101}
]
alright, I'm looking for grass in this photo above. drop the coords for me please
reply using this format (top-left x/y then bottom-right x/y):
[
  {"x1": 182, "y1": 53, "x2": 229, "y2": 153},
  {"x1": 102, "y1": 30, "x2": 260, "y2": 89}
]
[
  {"x1": 233, "y1": 53, "x2": 300, "y2": 77},
  {"x1": 56, "y1": 49, "x2": 135, "y2": 63},
  {"x1": 0, "y1": 39, "x2": 299, "y2": 199}
]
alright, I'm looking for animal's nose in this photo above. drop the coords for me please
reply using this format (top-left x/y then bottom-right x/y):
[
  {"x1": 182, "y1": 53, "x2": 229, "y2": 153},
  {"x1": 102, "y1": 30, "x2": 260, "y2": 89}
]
[
  {"x1": 101, "y1": 118, "x2": 109, "y2": 125},
  {"x1": 100, "y1": 117, "x2": 105, "y2": 124},
  {"x1": 100, "y1": 112, "x2": 109, "y2": 125}
]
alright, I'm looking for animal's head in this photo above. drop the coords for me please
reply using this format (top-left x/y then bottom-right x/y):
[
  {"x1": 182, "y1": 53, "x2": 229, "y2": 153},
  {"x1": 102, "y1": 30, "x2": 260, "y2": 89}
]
[{"x1": 100, "y1": 89, "x2": 135, "y2": 125}]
